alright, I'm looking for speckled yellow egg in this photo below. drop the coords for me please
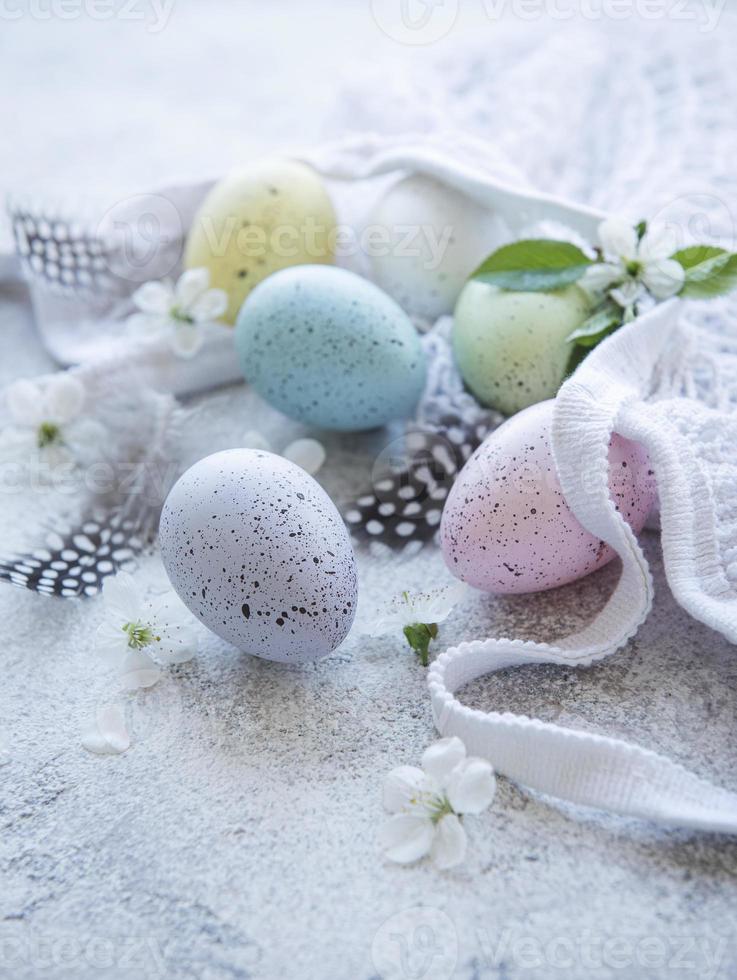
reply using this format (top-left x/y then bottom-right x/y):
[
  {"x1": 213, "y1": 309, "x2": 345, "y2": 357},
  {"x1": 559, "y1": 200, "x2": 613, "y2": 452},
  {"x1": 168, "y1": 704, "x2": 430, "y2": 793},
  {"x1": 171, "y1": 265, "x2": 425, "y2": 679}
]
[
  {"x1": 453, "y1": 281, "x2": 591, "y2": 415},
  {"x1": 184, "y1": 159, "x2": 337, "y2": 323}
]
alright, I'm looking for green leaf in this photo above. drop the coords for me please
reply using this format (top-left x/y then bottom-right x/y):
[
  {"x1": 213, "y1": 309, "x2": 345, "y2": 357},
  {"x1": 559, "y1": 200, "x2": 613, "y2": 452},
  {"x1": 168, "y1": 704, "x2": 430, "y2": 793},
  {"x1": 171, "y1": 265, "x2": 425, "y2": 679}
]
[
  {"x1": 471, "y1": 239, "x2": 593, "y2": 292},
  {"x1": 635, "y1": 220, "x2": 647, "y2": 241},
  {"x1": 565, "y1": 302, "x2": 622, "y2": 345},
  {"x1": 673, "y1": 246, "x2": 737, "y2": 299},
  {"x1": 563, "y1": 301, "x2": 623, "y2": 379}
]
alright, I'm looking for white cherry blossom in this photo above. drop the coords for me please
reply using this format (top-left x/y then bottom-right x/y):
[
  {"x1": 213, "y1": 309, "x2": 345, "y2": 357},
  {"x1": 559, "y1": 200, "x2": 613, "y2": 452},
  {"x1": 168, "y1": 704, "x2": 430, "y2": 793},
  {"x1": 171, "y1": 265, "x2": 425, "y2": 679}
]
[
  {"x1": 96, "y1": 571, "x2": 198, "y2": 690},
  {"x1": 581, "y1": 218, "x2": 685, "y2": 313},
  {"x1": 368, "y1": 581, "x2": 469, "y2": 665},
  {"x1": 380, "y1": 737, "x2": 496, "y2": 869},
  {"x1": 127, "y1": 267, "x2": 228, "y2": 358},
  {"x1": 3, "y1": 373, "x2": 104, "y2": 468}
]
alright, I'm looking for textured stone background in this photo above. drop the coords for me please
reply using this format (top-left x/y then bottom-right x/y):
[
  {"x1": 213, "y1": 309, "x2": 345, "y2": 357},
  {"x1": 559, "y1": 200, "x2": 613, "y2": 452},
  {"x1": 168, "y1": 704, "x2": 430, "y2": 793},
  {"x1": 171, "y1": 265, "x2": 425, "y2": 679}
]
[{"x1": 1, "y1": 3, "x2": 736, "y2": 979}]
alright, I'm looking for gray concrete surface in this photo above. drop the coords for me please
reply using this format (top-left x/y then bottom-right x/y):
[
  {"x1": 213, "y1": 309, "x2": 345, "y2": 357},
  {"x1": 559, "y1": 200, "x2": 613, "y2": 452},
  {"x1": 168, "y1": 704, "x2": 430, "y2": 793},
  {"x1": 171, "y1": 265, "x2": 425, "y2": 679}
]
[{"x1": 1, "y1": 4, "x2": 736, "y2": 979}]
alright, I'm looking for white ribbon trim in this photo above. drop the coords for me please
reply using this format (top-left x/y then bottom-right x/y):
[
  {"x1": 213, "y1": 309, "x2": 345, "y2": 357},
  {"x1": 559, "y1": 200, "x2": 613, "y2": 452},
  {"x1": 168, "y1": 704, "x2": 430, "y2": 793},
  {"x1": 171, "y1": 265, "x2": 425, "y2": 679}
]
[{"x1": 428, "y1": 302, "x2": 737, "y2": 832}]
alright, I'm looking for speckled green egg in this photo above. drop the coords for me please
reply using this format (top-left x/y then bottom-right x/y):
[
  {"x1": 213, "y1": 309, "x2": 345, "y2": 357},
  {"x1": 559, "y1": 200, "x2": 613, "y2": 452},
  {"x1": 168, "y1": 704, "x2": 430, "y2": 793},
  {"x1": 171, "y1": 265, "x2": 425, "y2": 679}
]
[
  {"x1": 235, "y1": 265, "x2": 427, "y2": 432},
  {"x1": 184, "y1": 159, "x2": 337, "y2": 324},
  {"x1": 452, "y1": 281, "x2": 591, "y2": 415}
]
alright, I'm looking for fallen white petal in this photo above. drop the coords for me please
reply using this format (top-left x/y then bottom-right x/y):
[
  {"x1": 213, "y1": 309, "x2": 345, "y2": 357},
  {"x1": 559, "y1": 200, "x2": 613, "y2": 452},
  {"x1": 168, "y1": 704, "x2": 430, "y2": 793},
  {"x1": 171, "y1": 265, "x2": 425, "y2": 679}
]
[
  {"x1": 119, "y1": 649, "x2": 162, "y2": 691},
  {"x1": 175, "y1": 267, "x2": 210, "y2": 309},
  {"x1": 282, "y1": 438, "x2": 326, "y2": 476},
  {"x1": 81, "y1": 705, "x2": 130, "y2": 755},
  {"x1": 430, "y1": 813, "x2": 467, "y2": 869},
  {"x1": 383, "y1": 765, "x2": 426, "y2": 813},
  {"x1": 422, "y1": 737, "x2": 466, "y2": 786},
  {"x1": 241, "y1": 430, "x2": 272, "y2": 452},
  {"x1": 379, "y1": 813, "x2": 435, "y2": 864},
  {"x1": 132, "y1": 279, "x2": 173, "y2": 315},
  {"x1": 445, "y1": 757, "x2": 496, "y2": 815}
]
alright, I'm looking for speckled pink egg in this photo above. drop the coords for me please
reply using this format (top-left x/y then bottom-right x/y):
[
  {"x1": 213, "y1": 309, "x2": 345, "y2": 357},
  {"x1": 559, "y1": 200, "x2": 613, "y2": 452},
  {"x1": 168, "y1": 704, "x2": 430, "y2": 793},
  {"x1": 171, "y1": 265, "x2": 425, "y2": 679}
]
[{"x1": 440, "y1": 399, "x2": 656, "y2": 594}]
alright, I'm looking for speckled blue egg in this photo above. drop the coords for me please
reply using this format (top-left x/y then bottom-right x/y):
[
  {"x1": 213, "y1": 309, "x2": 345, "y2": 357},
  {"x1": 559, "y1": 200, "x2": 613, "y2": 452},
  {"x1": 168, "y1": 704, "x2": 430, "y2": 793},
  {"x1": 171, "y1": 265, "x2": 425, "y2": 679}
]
[
  {"x1": 234, "y1": 265, "x2": 427, "y2": 431},
  {"x1": 159, "y1": 449, "x2": 358, "y2": 664}
]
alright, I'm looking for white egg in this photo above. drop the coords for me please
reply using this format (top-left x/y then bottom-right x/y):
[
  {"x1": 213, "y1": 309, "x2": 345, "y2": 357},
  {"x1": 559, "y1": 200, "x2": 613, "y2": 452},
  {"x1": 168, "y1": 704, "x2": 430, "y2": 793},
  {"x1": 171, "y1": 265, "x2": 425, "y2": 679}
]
[
  {"x1": 366, "y1": 174, "x2": 509, "y2": 322},
  {"x1": 159, "y1": 449, "x2": 357, "y2": 664}
]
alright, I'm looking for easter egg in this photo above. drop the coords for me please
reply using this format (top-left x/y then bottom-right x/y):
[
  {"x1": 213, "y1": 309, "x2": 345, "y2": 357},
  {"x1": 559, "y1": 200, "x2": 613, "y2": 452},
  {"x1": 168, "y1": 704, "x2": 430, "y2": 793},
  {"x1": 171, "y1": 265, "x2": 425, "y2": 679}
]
[
  {"x1": 367, "y1": 174, "x2": 508, "y2": 322},
  {"x1": 184, "y1": 160, "x2": 337, "y2": 323},
  {"x1": 159, "y1": 449, "x2": 357, "y2": 664},
  {"x1": 235, "y1": 265, "x2": 427, "y2": 432},
  {"x1": 440, "y1": 399, "x2": 656, "y2": 594},
  {"x1": 453, "y1": 281, "x2": 591, "y2": 414}
]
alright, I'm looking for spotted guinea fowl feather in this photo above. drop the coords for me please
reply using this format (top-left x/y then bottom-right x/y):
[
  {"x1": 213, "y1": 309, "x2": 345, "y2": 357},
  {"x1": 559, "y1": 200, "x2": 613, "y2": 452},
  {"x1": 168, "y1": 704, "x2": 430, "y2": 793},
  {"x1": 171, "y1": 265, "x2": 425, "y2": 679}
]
[
  {"x1": 341, "y1": 323, "x2": 503, "y2": 550},
  {"x1": 0, "y1": 508, "x2": 151, "y2": 598},
  {"x1": 8, "y1": 197, "x2": 114, "y2": 296},
  {"x1": 342, "y1": 412, "x2": 495, "y2": 550}
]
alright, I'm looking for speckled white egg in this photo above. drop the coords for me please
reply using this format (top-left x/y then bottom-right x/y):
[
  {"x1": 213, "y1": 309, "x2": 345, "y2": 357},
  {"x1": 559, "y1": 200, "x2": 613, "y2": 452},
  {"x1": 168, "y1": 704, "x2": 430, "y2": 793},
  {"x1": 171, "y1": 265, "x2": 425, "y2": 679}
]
[
  {"x1": 367, "y1": 174, "x2": 508, "y2": 322},
  {"x1": 159, "y1": 449, "x2": 357, "y2": 664},
  {"x1": 440, "y1": 399, "x2": 657, "y2": 594}
]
